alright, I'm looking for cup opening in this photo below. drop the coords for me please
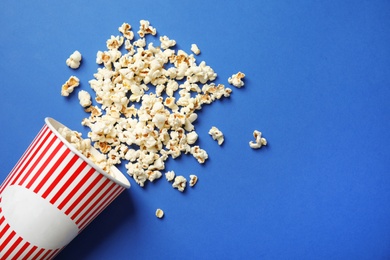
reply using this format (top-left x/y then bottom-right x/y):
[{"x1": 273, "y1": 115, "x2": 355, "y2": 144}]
[{"x1": 44, "y1": 117, "x2": 130, "y2": 189}]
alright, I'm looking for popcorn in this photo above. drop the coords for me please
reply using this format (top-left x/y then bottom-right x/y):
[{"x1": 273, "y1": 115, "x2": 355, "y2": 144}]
[
  {"x1": 138, "y1": 19, "x2": 156, "y2": 37},
  {"x1": 106, "y1": 35, "x2": 124, "y2": 50},
  {"x1": 160, "y1": 36, "x2": 176, "y2": 50},
  {"x1": 165, "y1": 170, "x2": 175, "y2": 182},
  {"x1": 61, "y1": 76, "x2": 80, "y2": 96},
  {"x1": 228, "y1": 72, "x2": 245, "y2": 88},
  {"x1": 67, "y1": 20, "x2": 239, "y2": 190},
  {"x1": 172, "y1": 175, "x2": 187, "y2": 192},
  {"x1": 118, "y1": 23, "x2": 134, "y2": 40},
  {"x1": 155, "y1": 208, "x2": 164, "y2": 219},
  {"x1": 66, "y1": 50, "x2": 82, "y2": 69},
  {"x1": 78, "y1": 90, "x2": 92, "y2": 107},
  {"x1": 208, "y1": 126, "x2": 224, "y2": 145},
  {"x1": 189, "y1": 175, "x2": 198, "y2": 187},
  {"x1": 191, "y1": 44, "x2": 200, "y2": 55},
  {"x1": 249, "y1": 130, "x2": 267, "y2": 149}
]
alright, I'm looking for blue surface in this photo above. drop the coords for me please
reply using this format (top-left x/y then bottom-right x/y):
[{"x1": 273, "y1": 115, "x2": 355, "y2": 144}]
[{"x1": 1, "y1": 1, "x2": 390, "y2": 259}]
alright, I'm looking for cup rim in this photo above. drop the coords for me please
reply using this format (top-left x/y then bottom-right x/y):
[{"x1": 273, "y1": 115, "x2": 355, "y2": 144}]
[{"x1": 44, "y1": 117, "x2": 130, "y2": 189}]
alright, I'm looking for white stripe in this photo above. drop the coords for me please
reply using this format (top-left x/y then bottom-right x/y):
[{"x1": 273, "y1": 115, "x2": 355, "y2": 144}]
[
  {"x1": 0, "y1": 226, "x2": 14, "y2": 255},
  {"x1": 4, "y1": 235, "x2": 24, "y2": 260},
  {"x1": 61, "y1": 169, "x2": 100, "y2": 215},
  {"x1": 52, "y1": 162, "x2": 92, "y2": 210},
  {"x1": 3, "y1": 129, "x2": 52, "y2": 188},
  {"x1": 28, "y1": 143, "x2": 66, "y2": 191},
  {"x1": 77, "y1": 183, "x2": 118, "y2": 227},
  {"x1": 73, "y1": 178, "x2": 113, "y2": 224},
  {"x1": 44, "y1": 158, "x2": 84, "y2": 202},
  {"x1": 37, "y1": 149, "x2": 74, "y2": 197},
  {"x1": 21, "y1": 137, "x2": 61, "y2": 188}
]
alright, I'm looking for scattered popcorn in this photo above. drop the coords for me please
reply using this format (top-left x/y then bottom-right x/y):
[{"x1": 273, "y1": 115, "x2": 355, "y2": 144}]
[
  {"x1": 208, "y1": 126, "x2": 224, "y2": 145},
  {"x1": 191, "y1": 44, "x2": 200, "y2": 55},
  {"x1": 156, "y1": 208, "x2": 164, "y2": 219},
  {"x1": 66, "y1": 50, "x2": 82, "y2": 69},
  {"x1": 61, "y1": 76, "x2": 80, "y2": 96},
  {"x1": 228, "y1": 72, "x2": 245, "y2": 88},
  {"x1": 172, "y1": 176, "x2": 187, "y2": 192},
  {"x1": 189, "y1": 175, "x2": 198, "y2": 187},
  {"x1": 249, "y1": 130, "x2": 267, "y2": 149},
  {"x1": 63, "y1": 20, "x2": 251, "y2": 191},
  {"x1": 165, "y1": 171, "x2": 175, "y2": 182},
  {"x1": 78, "y1": 90, "x2": 92, "y2": 107}
]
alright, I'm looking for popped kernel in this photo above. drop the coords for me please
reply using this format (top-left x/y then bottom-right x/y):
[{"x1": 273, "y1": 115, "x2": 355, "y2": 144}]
[
  {"x1": 66, "y1": 50, "x2": 82, "y2": 69},
  {"x1": 156, "y1": 208, "x2": 164, "y2": 219},
  {"x1": 189, "y1": 174, "x2": 198, "y2": 187},
  {"x1": 78, "y1": 90, "x2": 92, "y2": 108},
  {"x1": 228, "y1": 72, "x2": 245, "y2": 88},
  {"x1": 191, "y1": 44, "x2": 200, "y2": 55},
  {"x1": 165, "y1": 170, "x2": 175, "y2": 182},
  {"x1": 249, "y1": 130, "x2": 267, "y2": 149},
  {"x1": 208, "y1": 126, "x2": 224, "y2": 145},
  {"x1": 61, "y1": 76, "x2": 80, "y2": 96},
  {"x1": 172, "y1": 175, "x2": 187, "y2": 192}
]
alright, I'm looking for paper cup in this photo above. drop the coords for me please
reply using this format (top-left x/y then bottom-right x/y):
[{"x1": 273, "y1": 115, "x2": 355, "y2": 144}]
[{"x1": 0, "y1": 117, "x2": 130, "y2": 260}]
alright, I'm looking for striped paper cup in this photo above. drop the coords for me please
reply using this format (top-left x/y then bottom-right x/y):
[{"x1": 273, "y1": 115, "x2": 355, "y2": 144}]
[{"x1": 0, "y1": 117, "x2": 130, "y2": 260}]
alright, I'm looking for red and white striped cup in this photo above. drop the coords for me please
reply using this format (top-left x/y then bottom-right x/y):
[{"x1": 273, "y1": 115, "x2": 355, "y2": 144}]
[{"x1": 0, "y1": 117, "x2": 130, "y2": 260}]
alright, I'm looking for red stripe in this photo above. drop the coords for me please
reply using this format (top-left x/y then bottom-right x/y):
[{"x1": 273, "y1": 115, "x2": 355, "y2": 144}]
[
  {"x1": 24, "y1": 135, "x2": 59, "y2": 189},
  {"x1": 0, "y1": 216, "x2": 4, "y2": 226},
  {"x1": 17, "y1": 133, "x2": 57, "y2": 187},
  {"x1": 40, "y1": 249, "x2": 53, "y2": 260},
  {"x1": 64, "y1": 172, "x2": 104, "y2": 215},
  {"x1": 79, "y1": 185, "x2": 124, "y2": 231},
  {"x1": 31, "y1": 248, "x2": 45, "y2": 260},
  {"x1": 32, "y1": 143, "x2": 69, "y2": 194},
  {"x1": 22, "y1": 245, "x2": 38, "y2": 260},
  {"x1": 57, "y1": 166, "x2": 95, "y2": 211},
  {"x1": 41, "y1": 153, "x2": 78, "y2": 199},
  {"x1": 12, "y1": 241, "x2": 30, "y2": 260},
  {"x1": 1, "y1": 236, "x2": 23, "y2": 260},
  {"x1": 0, "y1": 223, "x2": 10, "y2": 238},
  {"x1": 26, "y1": 140, "x2": 63, "y2": 190},
  {"x1": 45, "y1": 248, "x2": 60, "y2": 260},
  {"x1": 72, "y1": 178, "x2": 111, "y2": 223},
  {"x1": 50, "y1": 161, "x2": 87, "y2": 205},
  {"x1": 75, "y1": 181, "x2": 116, "y2": 225},
  {"x1": 0, "y1": 126, "x2": 50, "y2": 193},
  {"x1": 0, "y1": 230, "x2": 16, "y2": 252}
]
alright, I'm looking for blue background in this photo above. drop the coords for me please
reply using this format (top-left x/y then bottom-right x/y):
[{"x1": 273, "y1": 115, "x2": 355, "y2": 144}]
[{"x1": 1, "y1": 1, "x2": 390, "y2": 259}]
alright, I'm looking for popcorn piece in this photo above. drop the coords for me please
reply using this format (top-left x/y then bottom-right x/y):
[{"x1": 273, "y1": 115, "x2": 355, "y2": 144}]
[
  {"x1": 106, "y1": 35, "x2": 124, "y2": 50},
  {"x1": 78, "y1": 90, "x2": 92, "y2": 107},
  {"x1": 190, "y1": 146, "x2": 208, "y2": 164},
  {"x1": 118, "y1": 22, "x2": 134, "y2": 40},
  {"x1": 190, "y1": 44, "x2": 200, "y2": 55},
  {"x1": 160, "y1": 36, "x2": 176, "y2": 50},
  {"x1": 228, "y1": 72, "x2": 245, "y2": 88},
  {"x1": 249, "y1": 130, "x2": 267, "y2": 149},
  {"x1": 156, "y1": 208, "x2": 164, "y2": 219},
  {"x1": 208, "y1": 126, "x2": 224, "y2": 145},
  {"x1": 66, "y1": 50, "x2": 82, "y2": 69},
  {"x1": 165, "y1": 170, "x2": 175, "y2": 182},
  {"x1": 61, "y1": 76, "x2": 80, "y2": 96},
  {"x1": 172, "y1": 175, "x2": 187, "y2": 192},
  {"x1": 138, "y1": 19, "x2": 156, "y2": 37},
  {"x1": 189, "y1": 174, "x2": 198, "y2": 187}
]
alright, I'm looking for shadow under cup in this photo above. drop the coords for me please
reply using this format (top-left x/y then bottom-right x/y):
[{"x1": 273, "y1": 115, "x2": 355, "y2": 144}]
[{"x1": 0, "y1": 117, "x2": 130, "y2": 260}]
